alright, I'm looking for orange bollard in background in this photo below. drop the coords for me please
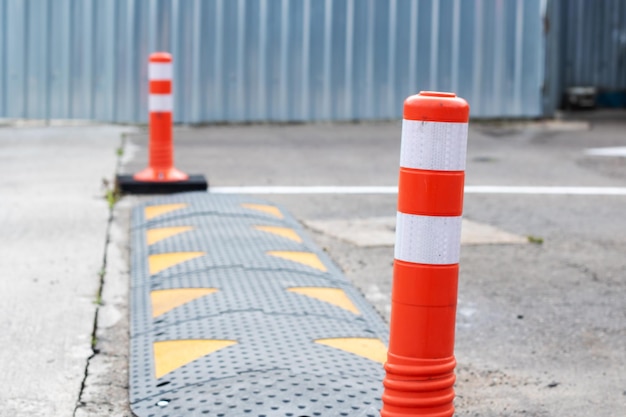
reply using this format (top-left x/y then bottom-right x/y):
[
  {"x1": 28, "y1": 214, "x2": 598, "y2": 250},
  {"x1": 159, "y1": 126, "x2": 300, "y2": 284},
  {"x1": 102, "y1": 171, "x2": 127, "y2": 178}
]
[
  {"x1": 117, "y1": 52, "x2": 207, "y2": 194},
  {"x1": 134, "y1": 52, "x2": 188, "y2": 182},
  {"x1": 382, "y1": 91, "x2": 469, "y2": 417}
]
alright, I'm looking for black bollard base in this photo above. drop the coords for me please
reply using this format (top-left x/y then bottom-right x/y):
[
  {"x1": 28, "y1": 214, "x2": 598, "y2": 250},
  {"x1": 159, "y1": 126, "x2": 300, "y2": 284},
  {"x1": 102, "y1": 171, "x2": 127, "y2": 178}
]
[{"x1": 116, "y1": 174, "x2": 208, "y2": 194}]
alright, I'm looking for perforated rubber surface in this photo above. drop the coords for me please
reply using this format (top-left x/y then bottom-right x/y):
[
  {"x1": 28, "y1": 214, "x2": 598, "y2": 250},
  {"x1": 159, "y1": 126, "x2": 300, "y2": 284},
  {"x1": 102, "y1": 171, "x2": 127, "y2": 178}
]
[{"x1": 129, "y1": 192, "x2": 388, "y2": 416}]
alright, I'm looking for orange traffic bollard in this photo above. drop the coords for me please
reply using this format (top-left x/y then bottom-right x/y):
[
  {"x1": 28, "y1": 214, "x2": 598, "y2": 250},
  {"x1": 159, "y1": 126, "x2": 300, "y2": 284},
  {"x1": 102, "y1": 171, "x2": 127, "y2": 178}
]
[
  {"x1": 381, "y1": 91, "x2": 469, "y2": 417},
  {"x1": 134, "y1": 52, "x2": 188, "y2": 182},
  {"x1": 117, "y1": 52, "x2": 207, "y2": 194}
]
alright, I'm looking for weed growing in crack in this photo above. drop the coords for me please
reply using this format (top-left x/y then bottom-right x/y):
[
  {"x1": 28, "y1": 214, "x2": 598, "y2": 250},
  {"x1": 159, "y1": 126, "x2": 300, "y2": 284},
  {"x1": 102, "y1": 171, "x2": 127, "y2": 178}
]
[
  {"x1": 101, "y1": 178, "x2": 121, "y2": 210},
  {"x1": 93, "y1": 293, "x2": 103, "y2": 306}
]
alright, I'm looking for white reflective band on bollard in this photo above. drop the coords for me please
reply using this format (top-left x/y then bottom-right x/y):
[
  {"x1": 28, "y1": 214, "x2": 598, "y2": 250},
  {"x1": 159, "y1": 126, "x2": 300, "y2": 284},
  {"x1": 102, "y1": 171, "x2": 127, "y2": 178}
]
[
  {"x1": 148, "y1": 63, "x2": 173, "y2": 80},
  {"x1": 394, "y1": 212, "x2": 462, "y2": 265},
  {"x1": 149, "y1": 94, "x2": 173, "y2": 112},
  {"x1": 400, "y1": 120, "x2": 469, "y2": 171}
]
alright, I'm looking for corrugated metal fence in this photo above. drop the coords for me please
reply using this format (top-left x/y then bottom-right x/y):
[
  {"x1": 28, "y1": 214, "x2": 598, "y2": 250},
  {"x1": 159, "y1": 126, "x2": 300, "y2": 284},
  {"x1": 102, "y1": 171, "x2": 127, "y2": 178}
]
[{"x1": 0, "y1": 0, "x2": 545, "y2": 123}]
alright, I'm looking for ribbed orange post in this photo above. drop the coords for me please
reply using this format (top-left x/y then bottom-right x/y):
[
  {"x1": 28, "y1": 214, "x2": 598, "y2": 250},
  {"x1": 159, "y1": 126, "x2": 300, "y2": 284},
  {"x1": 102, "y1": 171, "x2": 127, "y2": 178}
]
[
  {"x1": 134, "y1": 52, "x2": 189, "y2": 182},
  {"x1": 382, "y1": 91, "x2": 470, "y2": 417}
]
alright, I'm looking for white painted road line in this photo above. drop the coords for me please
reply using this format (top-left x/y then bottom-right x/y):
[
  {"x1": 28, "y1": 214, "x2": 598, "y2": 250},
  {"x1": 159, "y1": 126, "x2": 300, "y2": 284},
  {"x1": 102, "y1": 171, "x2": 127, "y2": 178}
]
[
  {"x1": 210, "y1": 185, "x2": 626, "y2": 196},
  {"x1": 211, "y1": 186, "x2": 398, "y2": 194},
  {"x1": 465, "y1": 186, "x2": 626, "y2": 195},
  {"x1": 585, "y1": 146, "x2": 626, "y2": 157}
]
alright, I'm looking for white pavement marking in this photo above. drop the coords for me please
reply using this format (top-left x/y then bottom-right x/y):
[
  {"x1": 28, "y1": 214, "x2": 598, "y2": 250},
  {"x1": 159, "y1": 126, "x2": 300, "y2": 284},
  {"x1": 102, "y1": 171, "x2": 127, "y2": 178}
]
[
  {"x1": 210, "y1": 185, "x2": 626, "y2": 196},
  {"x1": 585, "y1": 146, "x2": 626, "y2": 157},
  {"x1": 211, "y1": 186, "x2": 398, "y2": 194},
  {"x1": 465, "y1": 186, "x2": 626, "y2": 195}
]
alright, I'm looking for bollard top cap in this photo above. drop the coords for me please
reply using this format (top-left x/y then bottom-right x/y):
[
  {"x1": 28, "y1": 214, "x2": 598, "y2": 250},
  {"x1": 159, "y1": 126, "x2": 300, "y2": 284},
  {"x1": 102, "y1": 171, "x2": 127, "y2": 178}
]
[
  {"x1": 149, "y1": 52, "x2": 172, "y2": 63},
  {"x1": 403, "y1": 91, "x2": 469, "y2": 123}
]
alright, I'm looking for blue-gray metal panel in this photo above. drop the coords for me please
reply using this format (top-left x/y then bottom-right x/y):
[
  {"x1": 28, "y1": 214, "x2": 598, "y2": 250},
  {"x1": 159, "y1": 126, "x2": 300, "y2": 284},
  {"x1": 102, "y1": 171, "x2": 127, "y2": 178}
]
[
  {"x1": 74, "y1": 0, "x2": 96, "y2": 120},
  {"x1": 0, "y1": 0, "x2": 545, "y2": 122},
  {"x1": 523, "y1": 0, "x2": 545, "y2": 115},
  {"x1": 48, "y1": 0, "x2": 69, "y2": 119},
  {"x1": 5, "y1": 0, "x2": 25, "y2": 118},
  {"x1": 0, "y1": 0, "x2": 7, "y2": 116}
]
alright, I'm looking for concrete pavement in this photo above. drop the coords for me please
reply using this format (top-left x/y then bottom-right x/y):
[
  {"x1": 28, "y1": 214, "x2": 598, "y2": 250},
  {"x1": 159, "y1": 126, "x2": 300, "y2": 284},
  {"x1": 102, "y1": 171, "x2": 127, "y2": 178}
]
[{"x1": 0, "y1": 125, "x2": 134, "y2": 416}]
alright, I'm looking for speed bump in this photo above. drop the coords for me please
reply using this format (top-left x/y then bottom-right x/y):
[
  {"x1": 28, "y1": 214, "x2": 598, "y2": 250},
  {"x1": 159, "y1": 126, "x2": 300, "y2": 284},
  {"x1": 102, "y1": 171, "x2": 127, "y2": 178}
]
[{"x1": 129, "y1": 192, "x2": 388, "y2": 416}]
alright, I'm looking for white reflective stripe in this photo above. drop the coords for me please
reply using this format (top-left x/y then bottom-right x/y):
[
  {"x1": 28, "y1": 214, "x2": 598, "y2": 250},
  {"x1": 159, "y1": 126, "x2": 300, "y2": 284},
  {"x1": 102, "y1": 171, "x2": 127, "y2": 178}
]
[
  {"x1": 148, "y1": 63, "x2": 172, "y2": 80},
  {"x1": 400, "y1": 120, "x2": 468, "y2": 171},
  {"x1": 394, "y1": 212, "x2": 462, "y2": 265},
  {"x1": 149, "y1": 94, "x2": 173, "y2": 112}
]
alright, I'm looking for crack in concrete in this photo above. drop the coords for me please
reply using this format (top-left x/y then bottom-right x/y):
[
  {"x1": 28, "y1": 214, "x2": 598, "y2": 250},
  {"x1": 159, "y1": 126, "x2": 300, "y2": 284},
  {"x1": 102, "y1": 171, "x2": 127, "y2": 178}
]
[{"x1": 73, "y1": 133, "x2": 127, "y2": 417}]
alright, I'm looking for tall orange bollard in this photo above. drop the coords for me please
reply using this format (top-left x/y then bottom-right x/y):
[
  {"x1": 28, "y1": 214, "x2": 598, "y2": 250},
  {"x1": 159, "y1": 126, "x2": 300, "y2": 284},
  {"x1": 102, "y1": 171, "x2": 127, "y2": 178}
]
[
  {"x1": 117, "y1": 52, "x2": 207, "y2": 194},
  {"x1": 382, "y1": 91, "x2": 469, "y2": 417}
]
